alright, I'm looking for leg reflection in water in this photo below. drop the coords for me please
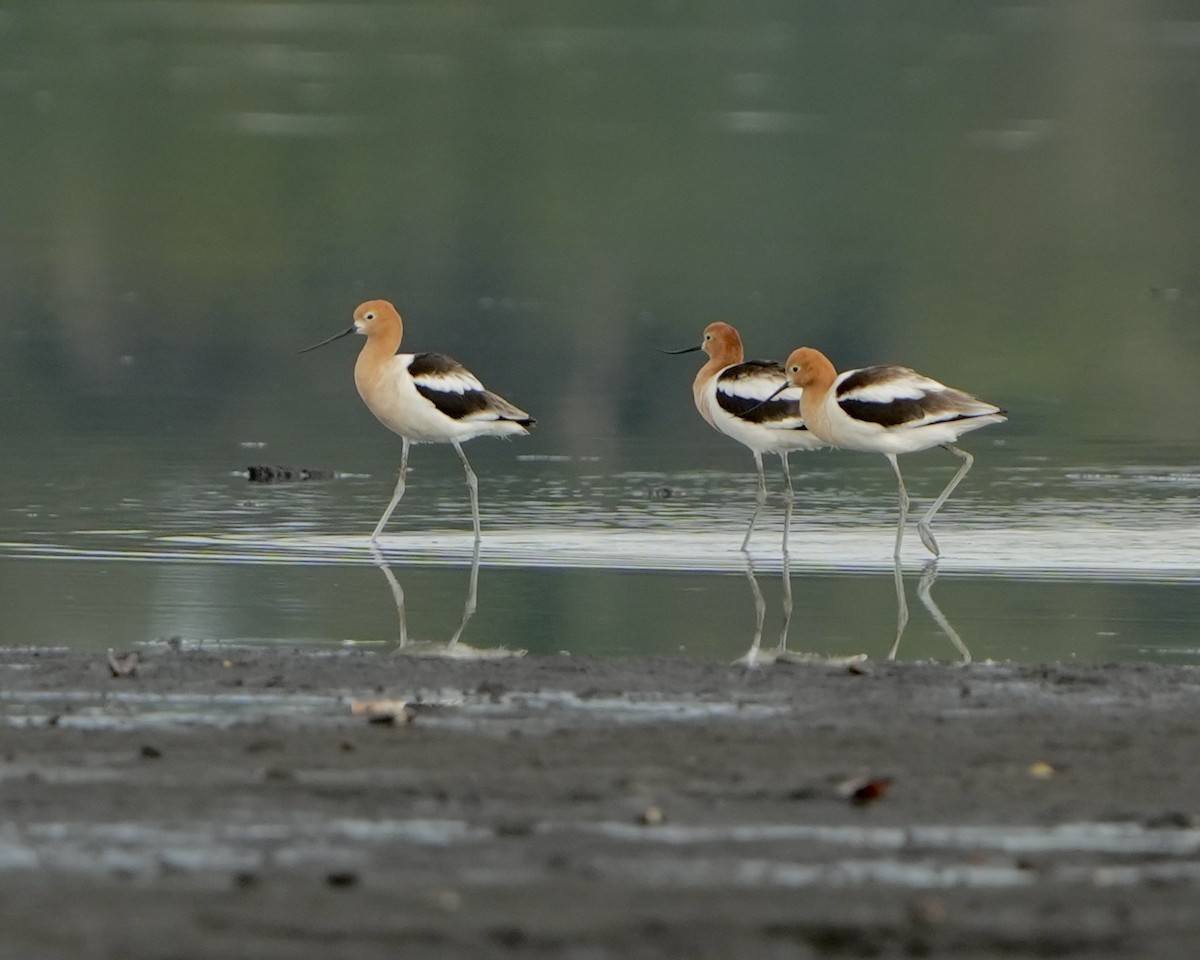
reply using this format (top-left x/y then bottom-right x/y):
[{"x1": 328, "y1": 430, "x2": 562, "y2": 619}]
[
  {"x1": 888, "y1": 558, "x2": 971, "y2": 664},
  {"x1": 369, "y1": 544, "x2": 524, "y2": 659},
  {"x1": 734, "y1": 552, "x2": 794, "y2": 667}
]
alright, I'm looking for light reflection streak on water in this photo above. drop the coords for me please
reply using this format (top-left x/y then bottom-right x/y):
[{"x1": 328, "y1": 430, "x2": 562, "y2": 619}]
[
  {"x1": 4, "y1": 451, "x2": 1200, "y2": 576},
  {"x1": 3, "y1": 518, "x2": 1200, "y2": 583}
]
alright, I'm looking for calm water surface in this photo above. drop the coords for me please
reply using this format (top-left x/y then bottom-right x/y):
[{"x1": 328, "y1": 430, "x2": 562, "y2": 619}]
[{"x1": 2, "y1": 429, "x2": 1198, "y2": 663}]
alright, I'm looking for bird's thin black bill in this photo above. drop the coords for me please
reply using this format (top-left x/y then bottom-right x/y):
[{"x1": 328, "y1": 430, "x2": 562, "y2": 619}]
[
  {"x1": 658, "y1": 344, "x2": 703, "y2": 355},
  {"x1": 743, "y1": 382, "x2": 789, "y2": 416},
  {"x1": 299, "y1": 326, "x2": 356, "y2": 353}
]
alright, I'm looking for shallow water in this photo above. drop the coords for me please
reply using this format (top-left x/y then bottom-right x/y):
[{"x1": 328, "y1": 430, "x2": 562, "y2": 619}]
[
  {"x1": 2, "y1": 431, "x2": 1199, "y2": 663},
  {"x1": 3, "y1": 1, "x2": 1200, "y2": 665}
]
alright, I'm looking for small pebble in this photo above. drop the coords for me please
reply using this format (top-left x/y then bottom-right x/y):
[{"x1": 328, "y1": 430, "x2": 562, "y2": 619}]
[
  {"x1": 433, "y1": 889, "x2": 462, "y2": 911},
  {"x1": 106, "y1": 649, "x2": 139, "y2": 678},
  {"x1": 909, "y1": 895, "x2": 947, "y2": 927},
  {"x1": 639, "y1": 804, "x2": 666, "y2": 826}
]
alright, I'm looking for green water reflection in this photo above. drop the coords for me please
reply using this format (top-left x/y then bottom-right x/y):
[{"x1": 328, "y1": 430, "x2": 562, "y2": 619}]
[{"x1": 3, "y1": 1, "x2": 1200, "y2": 450}]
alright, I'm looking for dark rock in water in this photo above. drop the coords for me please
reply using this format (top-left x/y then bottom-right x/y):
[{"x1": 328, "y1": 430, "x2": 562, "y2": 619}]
[{"x1": 247, "y1": 465, "x2": 335, "y2": 483}]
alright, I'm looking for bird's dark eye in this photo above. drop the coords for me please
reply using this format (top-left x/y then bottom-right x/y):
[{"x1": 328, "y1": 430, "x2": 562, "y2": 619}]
[
  {"x1": 364, "y1": 312, "x2": 375, "y2": 321},
  {"x1": 790, "y1": 365, "x2": 799, "y2": 373}
]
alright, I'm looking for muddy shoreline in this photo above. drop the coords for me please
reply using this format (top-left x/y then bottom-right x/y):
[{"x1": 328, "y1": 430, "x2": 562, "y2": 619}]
[{"x1": 3, "y1": 648, "x2": 1200, "y2": 958}]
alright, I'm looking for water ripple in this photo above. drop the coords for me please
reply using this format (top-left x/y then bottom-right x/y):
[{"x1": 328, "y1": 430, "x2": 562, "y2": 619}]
[{"x1": 3, "y1": 516, "x2": 1200, "y2": 583}]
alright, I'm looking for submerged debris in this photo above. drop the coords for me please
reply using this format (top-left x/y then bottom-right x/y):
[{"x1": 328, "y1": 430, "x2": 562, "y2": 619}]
[{"x1": 246, "y1": 465, "x2": 335, "y2": 483}]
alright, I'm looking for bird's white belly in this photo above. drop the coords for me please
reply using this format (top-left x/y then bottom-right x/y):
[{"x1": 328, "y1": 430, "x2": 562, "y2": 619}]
[
  {"x1": 700, "y1": 382, "x2": 820, "y2": 454},
  {"x1": 357, "y1": 366, "x2": 526, "y2": 444},
  {"x1": 358, "y1": 370, "x2": 464, "y2": 443},
  {"x1": 814, "y1": 399, "x2": 991, "y2": 455}
]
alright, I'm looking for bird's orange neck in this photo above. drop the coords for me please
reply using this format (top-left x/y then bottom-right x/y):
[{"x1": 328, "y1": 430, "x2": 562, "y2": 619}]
[
  {"x1": 691, "y1": 331, "x2": 743, "y2": 424},
  {"x1": 791, "y1": 347, "x2": 838, "y2": 422},
  {"x1": 354, "y1": 313, "x2": 403, "y2": 391},
  {"x1": 693, "y1": 329, "x2": 744, "y2": 390}
]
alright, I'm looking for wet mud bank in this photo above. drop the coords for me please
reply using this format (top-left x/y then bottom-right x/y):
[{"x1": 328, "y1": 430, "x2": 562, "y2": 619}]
[{"x1": 3, "y1": 648, "x2": 1200, "y2": 958}]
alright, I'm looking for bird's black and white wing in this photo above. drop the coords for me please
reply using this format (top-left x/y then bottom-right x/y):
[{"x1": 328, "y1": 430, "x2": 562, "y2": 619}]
[
  {"x1": 407, "y1": 353, "x2": 532, "y2": 425},
  {"x1": 715, "y1": 360, "x2": 809, "y2": 432},
  {"x1": 835, "y1": 365, "x2": 1003, "y2": 430}
]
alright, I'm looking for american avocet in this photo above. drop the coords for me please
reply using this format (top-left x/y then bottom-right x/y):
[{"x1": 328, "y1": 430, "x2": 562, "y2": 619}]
[
  {"x1": 664, "y1": 322, "x2": 824, "y2": 551},
  {"x1": 773, "y1": 347, "x2": 1005, "y2": 559},
  {"x1": 302, "y1": 300, "x2": 534, "y2": 543}
]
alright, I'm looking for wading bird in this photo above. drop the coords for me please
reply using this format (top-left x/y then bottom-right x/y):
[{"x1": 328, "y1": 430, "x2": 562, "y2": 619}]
[
  {"x1": 301, "y1": 300, "x2": 534, "y2": 543},
  {"x1": 771, "y1": 346, "x2": 1005, "y2": 559},
  {"x1": 664, "y1": 322, "x2": 824, "y2": 551}
]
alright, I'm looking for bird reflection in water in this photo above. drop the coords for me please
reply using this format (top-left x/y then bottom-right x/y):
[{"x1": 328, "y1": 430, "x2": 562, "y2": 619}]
[
  {"x1": 735, "y1": 554, "x2": 968, "y2": 666},
  {"x1": 734, "y1": 552, "x2": 794, "y2": 667},
  {"x1": 736, "y1": 552, "x2": 874, "y2": 667},
  {"x1": 369, "y1": 544, "x2": 524, "y2": 659},
  {"x1": 890, "y1": 559, "x2": 970, "y2": 664}
]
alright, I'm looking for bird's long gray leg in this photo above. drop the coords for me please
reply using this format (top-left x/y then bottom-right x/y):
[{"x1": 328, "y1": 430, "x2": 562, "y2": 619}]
[
  {"x1": 887, "y1": 453, "x2": 910, "y2": 561},
  {"x1": 779, "y1": 451, "x2": 794, "y2": 556},
  {"x1": 916, "y1": 444, "x2": 974, "y2": 557},
  {"x1": 452, "y1": 440, "x2": 482, "y2": 543},
  {"x1": 741, "y1": 451, "x2": 767, "y2": 553},
  {"x1": 371, "y1": 438, "x2": 411, "y2": 543}
]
